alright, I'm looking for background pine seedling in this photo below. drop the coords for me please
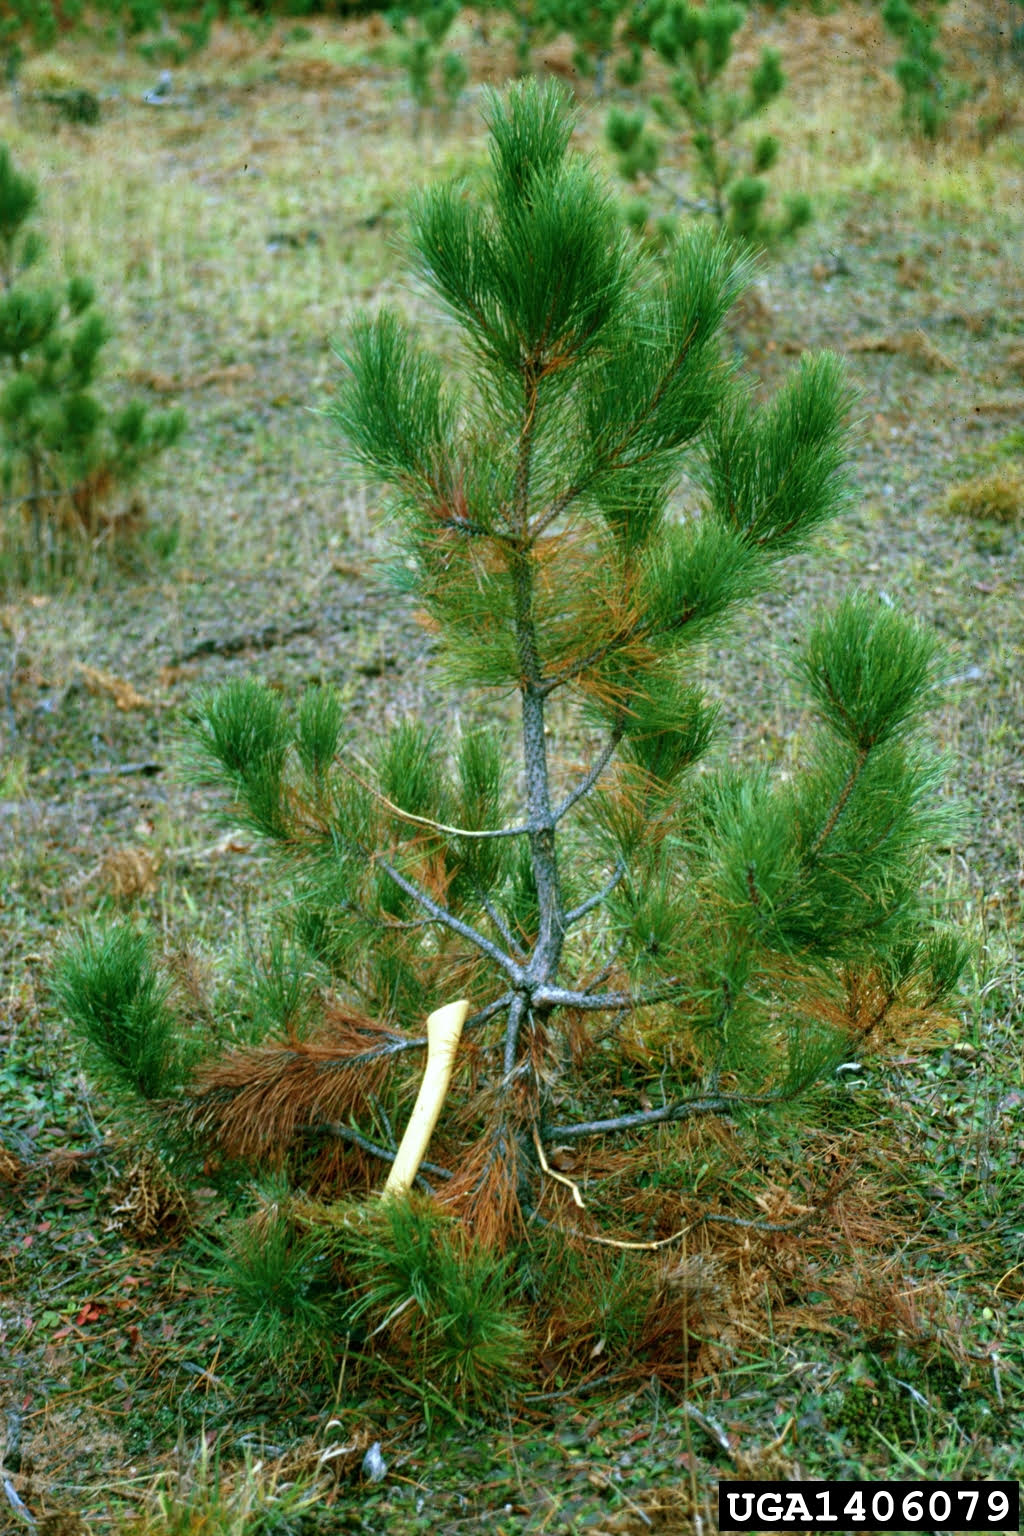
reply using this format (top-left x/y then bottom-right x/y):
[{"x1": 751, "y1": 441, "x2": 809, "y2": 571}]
[
  {"x1": 542, "y1": 0, "x2": 631, "y2": 95},
  {"x1": 52, "y1": 924, "x2": 182, "y2": 1103},
  {"x1": 492, "y1": 0, "x2": 560, "y2": 76},
  {"x1": 0, "y1": 143, "x2": 184, "y2": 579},
  {"x1": 387, "y1": 0, "x2": 466, "y2": 137},
  {"x1": 607, "y1": 0, "x2": 811, "y2": 243},
  {"x1": 0, "y1": 0, "x2": 64, "y2": 77},
  {"x1": 1011, "y1": 0, "x2": 1024, "y2": 56},
  {"x1": 54, "y1": 79, "x2": 968, "y2": 1403},
  {"x1": 882, "y1": 0, "x2": 954, "y2": 140}
]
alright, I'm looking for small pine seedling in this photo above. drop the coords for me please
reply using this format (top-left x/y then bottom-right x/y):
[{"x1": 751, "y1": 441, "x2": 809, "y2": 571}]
[
  {"x1": 608, "y1": 0, "x2": 811, "y2": 244},
  {"x1": 0, "y1": 0, "x2": 60, "y2": 81},
  {"x1": 543, "y1": 0, "x2": 632, "y2": 95},
  {"x1": 882, "y1": 0, "x2": 954, "y2": 140},
  {"x1": 388, "y1": 0, "x2": 465, "y2": 137},
  {"x1": 0, "y1": 144, "x2": 184, "y2": 578},
  {"x1": 497, "y1": 0, "x2": 560, "y2": 77},
  {"x1": 52, "y1": 923, "x2": 181, "y2": 1103}
]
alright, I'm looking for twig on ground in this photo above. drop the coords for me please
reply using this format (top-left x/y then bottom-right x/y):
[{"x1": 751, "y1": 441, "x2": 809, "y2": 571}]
[
  {"x1": 526, "y1": 1202, "x2": 691, "y2": 1251},
  {"x1": 683, "y1": 1402, "x2": 733, "y2": 1456},
  {"x1": 77, "y1": 761, "x2": 164, "y2": 778},
  {"x1": 170, "y1": 619, "x2": 317, "y2": 665},
  {"x1": 697, "y1": 1209, "x2": 820, "y2": 1234},
  {"x1": 571, "y1": 1226, "x2": 691, "y2": 1252},
  {"x1": 523, "y1": 1374, "x2": 615, "y2": 1403},
  {"x1": 3, "y1": 1477, "x2": 36, "y2": 1528}
]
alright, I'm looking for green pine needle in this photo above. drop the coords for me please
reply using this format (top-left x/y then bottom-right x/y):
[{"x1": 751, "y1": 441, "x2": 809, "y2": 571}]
[
  {"x1": 188, "y1": 680, "x2": 292, "y2": 838},
  {"x1": 798, "y1": 591, "x2": 943, "y2": 750},
  {"x1": 701, "y1": 350, "x2": 855, "y2": 559},
  {"x1": 332, "y1": 1197, "x2": 531, "y2": 1415}
]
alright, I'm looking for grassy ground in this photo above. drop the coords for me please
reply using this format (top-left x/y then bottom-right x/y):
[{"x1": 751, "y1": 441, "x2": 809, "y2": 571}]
[{"x1": 1, "y1": 2, "x2": 1022, "y2": 1530}]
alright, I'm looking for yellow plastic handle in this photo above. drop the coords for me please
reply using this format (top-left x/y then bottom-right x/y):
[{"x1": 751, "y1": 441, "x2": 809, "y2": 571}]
[{"x1": 382, "y1": 999, "x2": 469, "y2": 1198}]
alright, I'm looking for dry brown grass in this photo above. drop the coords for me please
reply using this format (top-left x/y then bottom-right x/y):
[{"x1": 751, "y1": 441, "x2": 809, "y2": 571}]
[
  {"x1": 944, "y1": 462, "x2": 1024, "y2": 523},
  {"x1": 846, "y1": 329, "x2": 959, "y2": 373}
]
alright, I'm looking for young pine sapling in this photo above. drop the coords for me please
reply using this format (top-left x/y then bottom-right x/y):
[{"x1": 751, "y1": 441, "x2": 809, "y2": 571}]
[
  {"x1": 493, "y1": 0, "x2": 559, "y2": 77},
  {"x1": 58, "y1": 83, "x2": 964, "y2": 1256},
  {"x1": 543, "y1": 0, "x2": 631, "y2": 96}
]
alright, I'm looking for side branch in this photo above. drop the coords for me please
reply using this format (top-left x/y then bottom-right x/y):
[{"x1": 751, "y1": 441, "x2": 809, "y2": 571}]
[
  {"x1": 502, "y1": 991, "x2": 529, "y2": 1080},
  {"x1": 465, "y1": 992, "x2": 517, "y2": 1031},
  {"x1": 288, "y1": 994, "x2": 513, "y2": 1072},
  {"x1": 375, "y1": 855, "x2": 525, "y2": 986},
  {"x1": 539, "y1": 621, "x2": 644, "y2": 697},
  {"x1": 530, "y1": 324, "x2": 703, "y2": 545},
  {"x1": 529, "y1": 478, "x2": 593, "y2": 540},
  {"x1": 552, "y1": 726, "x2": 624, "y2": 823},
  {"x1": 532, "y1": 978, "x2": 684, "y2": 1011},
  {"x1": 808, "y1": 745, "x2": 869, "y2": 860},
  {"x1": 320, "y1": 1121, "x2": 453, "y2": 1191},
  {"x1": 545, "y1": 1095, "x2": 748, "y2": 1140},
  {"x1": 563, "y1": 861, "x2": 626, "y2": 928},
  {"x1": 344, "y1": 730, "x2": 622, "y2": 844},
  {"x1": 476, "y1": 887, "x2": 528, "y2": 962},
  {"x1": 541, "y1": 599, "x2": 707, "y2": 696}
]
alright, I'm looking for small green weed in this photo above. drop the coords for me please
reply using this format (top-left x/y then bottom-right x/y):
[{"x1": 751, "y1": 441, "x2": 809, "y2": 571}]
[{"x1": 122, "y1": 1437, "x2": 323, "y2": 1536}]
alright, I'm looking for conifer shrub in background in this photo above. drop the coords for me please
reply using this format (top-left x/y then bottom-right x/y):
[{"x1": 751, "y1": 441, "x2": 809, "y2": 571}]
[
  {"x1": 0, "y1": 0, "x2": 354, "y2": 76},
  {"x1": 0, "y1": 0, "x2": 168, "y2": 75},
  {"x1": 487, "y1": 0, "x2": 558, "y2": 76},
  {"x1": 1011, "y1": 0, "x2": 1024, "y2": 57},
  {"x1": 882, "y1": 0, "x2": 953, "y2": 140},
  {"x1": 542, "y1": 0, "x2": 631, "y2": 95},
  {"x1": 0, "y1": 144, "x2": 184, "y2": 579},
  {"x1": 55, "y1": 80, "x2": 967, "y2": 1409},
  {"x1": 1, "y1": 1, "x2": 80, "y2": 93},
  {"x1": 134, "y1": 4, "x2": 216, "y2": 68},
  {"x1": 607, "y1": 0, "x2": 811, "y2": 244},
  {"x1": 0, "y1": 0, "x2": 67, "y2": 67},
  {"x1": 96, "y1": 0, "x2": 192, "y2": 62},
  {"x1": 386, "y1": 0, "x2": 466, "y2": 136},
  {"x1": 758, "y1": 0, "x2": 838, "y2": 11},
  {"x1": 439, "y1": 45, "x2": 469, "y2": 124}
]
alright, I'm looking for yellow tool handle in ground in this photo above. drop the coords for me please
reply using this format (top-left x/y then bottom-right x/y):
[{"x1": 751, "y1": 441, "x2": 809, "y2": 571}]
[{"x1": 382, "y1": 999, "x2": 469, "y2": 1198}]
